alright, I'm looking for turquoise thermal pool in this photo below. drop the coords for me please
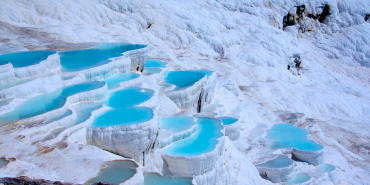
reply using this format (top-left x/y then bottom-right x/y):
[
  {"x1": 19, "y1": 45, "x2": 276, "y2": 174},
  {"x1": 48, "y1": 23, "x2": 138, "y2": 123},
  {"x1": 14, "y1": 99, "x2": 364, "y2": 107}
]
[
  {"x1": 143, "y1": 67, "x2": 162, "y2": 74},
  {"x1": 0, "y1": 81, "x2": 105, "y2": 125},
  {"x1": 316, "y1": 164, "x2": 335, "y2": 172},
  {"x1": 60, "y1": 43, "x2": 145, "y2": 72},
  {"x1": 162, "y1": 117, "x2": 223, "y2": 156},
  {"x1": 0, "y1": 51, "x2": 56, "y2": 68},
  {"x1": 65, "y1": 102, "x2": 103, "y2": 128},
  {"x1": 84, "y1": 160, "x2": 137, "y2": 185},
  {"x1": 144, "y1": 173, "x2": 192, "y2": 185},
  {"x1": 219, "y1": 117, "x2": 238, "y2": 125},
  {"x1": 164, "y1": 71, "x2": 205, "y2": 89},
  {"x1": 143, "y1": 59, "x2": 167, "y2": 74},
  {"x1": 159, "y1": 116, "x2": 196, "y2": 133},
  {"x1": 189, "y1": 69, "x2": 213, "y2": 77},
  {"x1": 145, "y1": 59, "x2": 167, "y2": 68},
  {"x1": 91, "y1": 107, "x2": 153, "y2": 128},
  {"x1": 283, "y1": 173, "x2": 311, "y2": 184},
  {"x1": 265, "y1": 124, "x2": 323, "y2": 151},
  {"x1": 256, "y1": 155, "x2": 293, "y2": 169},
  {"x1": 101, "y1": 87, "x2": 154, "y2": 108},
  {"x1": 103, "y1": 73, "x2": 140, "y2": 90}
]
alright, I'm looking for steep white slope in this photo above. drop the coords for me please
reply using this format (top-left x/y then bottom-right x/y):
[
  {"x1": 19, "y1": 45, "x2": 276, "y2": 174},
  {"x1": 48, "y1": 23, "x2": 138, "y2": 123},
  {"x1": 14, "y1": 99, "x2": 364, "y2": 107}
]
[{"x1": 0, "y1": 0, "x2": 369, "y2": 184}]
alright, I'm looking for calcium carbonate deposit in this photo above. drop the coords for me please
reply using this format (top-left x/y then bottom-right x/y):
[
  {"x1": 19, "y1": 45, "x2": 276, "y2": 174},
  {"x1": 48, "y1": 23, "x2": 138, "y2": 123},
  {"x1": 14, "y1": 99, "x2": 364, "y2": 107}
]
[{"x1": 0, "y1": 0, "x2": 369, "y2": 184}]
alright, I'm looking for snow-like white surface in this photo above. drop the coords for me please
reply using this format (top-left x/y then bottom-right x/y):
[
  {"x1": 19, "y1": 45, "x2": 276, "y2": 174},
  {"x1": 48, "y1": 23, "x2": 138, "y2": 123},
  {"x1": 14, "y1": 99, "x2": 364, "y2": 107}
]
[{"x1": 0, "y1": 0, "x2": 369, "y2": 184}]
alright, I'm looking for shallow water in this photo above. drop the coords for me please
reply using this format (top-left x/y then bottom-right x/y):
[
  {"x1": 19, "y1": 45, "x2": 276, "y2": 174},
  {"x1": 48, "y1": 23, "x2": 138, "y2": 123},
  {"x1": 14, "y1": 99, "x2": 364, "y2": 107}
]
[
  {"x1": 283, "y1": 173, "x2": 311, "y2": 184},
  {"x1": 144, "y1": 173, "x2": 192, "y2": 185},
  {"x1": 159, "y1": 116, "x2": 196, "y2": 133},
  {"x1": 101, "y1": 87, "x2": 154, "y2": 108},
  {"x1": 256, "y1": 155, "x2": 293, "y2": 169},
  {"x1": 0, "y1": 51, "x2": 56, "y2": 68},
  {"x1": 91, "y1": 107, "x2": 153, "y2": 128},
  {"x1": 84, "y1": 160, "x2": 137, "y2": 185},
  {"x1": 316, "y1": 164, "x2": 335, "y2": 172},
  {"x1": 162, "y1": 117, "x2": 223, "y2": 156},
  {"x1": 143, "y1": 67, "x2": 162, "y2": 74},
  {"x1": 219, "y1": 117, "x2": 238, "y2": 125},
  {"x1": 65, "y1": 102, "x2": 103, "y2": 128},
  {"x1": 0, "y1": 158, "x2": 9, "y2": 168},
  {"x1": 103, "y1": 73, "x2": 140, "y2": 90},
  {"x1": 265, "y1": 124, "x2": 323, "y2": 151},
  {"x1": 60, "y1": 43, "x2": 145, "y2": 72},
  {"x1": 0, "y1": 81, "x2": 104, "y2": 125},
  {"x1": 145, "y1": 59, "x2": 167, "y2": 68},
  {"x1": 189, "y1": 69, "x2": 213, "y2": 77},
  {"x1": 164, "y1": 71, "x2": 205, "y2": 89}
]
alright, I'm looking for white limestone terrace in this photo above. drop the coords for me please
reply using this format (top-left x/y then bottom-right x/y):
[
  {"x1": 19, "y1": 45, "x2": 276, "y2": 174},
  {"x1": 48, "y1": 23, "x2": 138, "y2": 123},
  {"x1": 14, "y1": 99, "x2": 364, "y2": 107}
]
[
  {"x1": 86, "y1": 83, "x2": 158, "y2": 167},
  {"x1": 157, "y1": 116, "x2": 198, "y2": 148},
  {"x1": 0, "y1": 62, "x2": 16, "y2": 86},
  {"x1": 0, "y1": 51, "x2": 60, "y2": 79},
  {"x1": 255, "y1": 155, "x2": 296, "y2": 183},
  {"x1": 143, "y1": 59, "x2": 170, "y2": 81},
  {"x1": 59, "y1": 43, "x2": 148, "y2": 81},
  {"x1": 0, "y1": 81, "x2": 107, "y2": 126},
  {"x1": 162, "y1": 70, "x2": 216, "y2": 112},
  {"x1": 315, "y1": 164, "x2": 338, "y2": 185},
  {"x1": 160, "y1": 116, "x2": 226, "y2": 184},
  {"x1": 86, "y1": 107, "x2": 158, "y2": 168},
  {"x1": 0, "y1": 74, "x2": 61, "y2": 101},
  {"x1": 261, "y1": 123, "x2": 324, "y2": 165},
  {"x1": 219, "y1": 116, "x2": 240, "y2": 142}
]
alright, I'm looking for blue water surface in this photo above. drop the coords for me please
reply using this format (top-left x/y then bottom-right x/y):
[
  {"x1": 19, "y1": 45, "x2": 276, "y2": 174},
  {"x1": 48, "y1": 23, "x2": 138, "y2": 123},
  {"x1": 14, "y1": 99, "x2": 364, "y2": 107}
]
[
  {"x1": 189, "y1": 69, "x2": 214, "y2": 77},
  {"x1": 0, "y1": 51, "x2": 56, "y2": 68},
  {"x1": 84, "y1": 160, "x2": 137, "y2": 185},
  {"x1": 256, "y1": 155, "x2": 293, "y2": 169},
  {"x1": 103, "y1": 73, "x2": 140, "y2": 90},
  {"x1": 159, "y1": 116, "x2": 196, "y2": 133},
  {"x1": 143, "y1": 67, "x2": 162, "y2": 74},
  {"x1": 144, "y1": 173, "x2": 192, "y2": 185},
  {"x1": 265, "y1": 124, "x2": 323, "y2": 151},
  {"x1": 0, "y1": 81, "x2": 104, "y2": 125},
  {"x1": 101, "y1": 87, "x2": 154, "y2": 108},
  {"x1": 60, "y1": 43, "x2": 145, "y2": 72},
  {"x1": 316, "y1": 164, "x2": 335, "y2": 172},
  {"x1": 91, "y1": 107, "x2": 153, "y2": 128},
  {"x1": 219, "y1": 117, "x2": 238, "y2": 125},
  {"x1": 164, "y1": 71, "x2": 205, "y2": 89},
  {"x1": 145, "y1": 59, "x2": 167, "y2": 68},
  {"x1": 162, "y1": 117, "x2": 223, "y2": 156},
  {"x1": 65, "y1": 102, "x2": 103, "y2": 128},
  {"x1": 283, "y1": 173, "x2": 311, "y2": 184}
]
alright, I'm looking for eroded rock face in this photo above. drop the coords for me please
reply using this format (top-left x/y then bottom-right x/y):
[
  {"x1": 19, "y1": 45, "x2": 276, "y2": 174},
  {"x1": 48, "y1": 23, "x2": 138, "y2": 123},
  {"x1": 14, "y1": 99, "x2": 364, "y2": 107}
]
[{"x1": 0, "y1": 176, "x2": 74, "y2": 185}]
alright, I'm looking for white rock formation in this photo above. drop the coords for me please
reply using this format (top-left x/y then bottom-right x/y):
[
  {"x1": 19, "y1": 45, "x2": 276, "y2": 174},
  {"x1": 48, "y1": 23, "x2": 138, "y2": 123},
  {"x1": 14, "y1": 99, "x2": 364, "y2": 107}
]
[
  {"x1": 14, "y1": 53, "x2": 60, "y2": 79},
  {"x1": 125, "y1": 47, "x2": 148, "y2": 72},
  {"x1": 86, "y1": 109, "x2": 158, "y2": 168},
  {"x1": 0, "y1": 62, "x2": 16, "y2": 86},
  {"x1": 222, "y1": 119, "x2": 241, "y2": 142},
  {"x1": 293, "y1": 148, "x2": 324, "y2": 166},
  {"x1": 164, "y1": 72, "x2": 216, "y2": 112},
  {"x1": 161, "y1": 126, "x2": 225, "y2": 179},
  {"x1": 255, "y1": 155, "x2": 297, "y2": 183},
  {"x1": 0, "y1": 74, "x2": 61, "y2": 100}
]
